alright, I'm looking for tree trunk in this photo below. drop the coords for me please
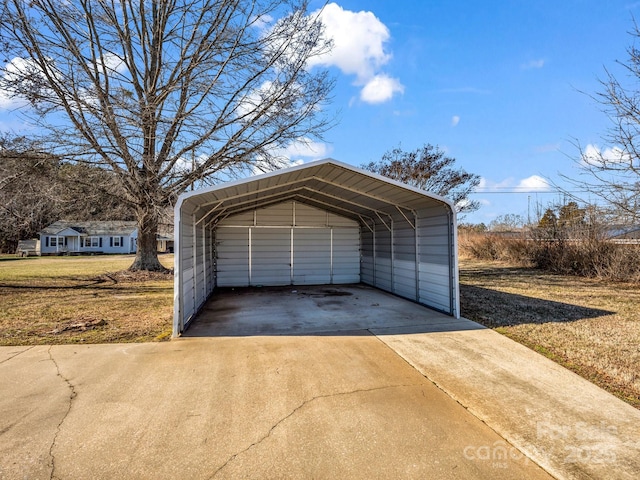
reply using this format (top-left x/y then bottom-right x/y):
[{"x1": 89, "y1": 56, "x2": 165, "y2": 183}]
[{"x1": 129, "y1": 208, "x2": 167, "y2": 272}]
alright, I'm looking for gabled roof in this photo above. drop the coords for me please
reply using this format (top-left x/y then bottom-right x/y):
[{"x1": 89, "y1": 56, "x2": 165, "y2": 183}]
[
  {"x1": 176, "y1": 158, "x2": 454, "y2": 227},
  {"x1": 606, "y1": 225, "x2": 640, "y2": 239},
  {"x1": 40, "y1": 221, "x2": 137, "y2": 236}
]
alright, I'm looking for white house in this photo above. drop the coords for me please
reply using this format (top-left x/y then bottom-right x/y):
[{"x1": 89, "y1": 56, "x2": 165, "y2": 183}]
[{"x1": 39, "y1": 221, "x2": 138, "y2": 255}]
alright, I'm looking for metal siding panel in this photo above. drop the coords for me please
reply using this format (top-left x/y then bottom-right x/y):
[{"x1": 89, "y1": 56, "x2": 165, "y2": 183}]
[
  {"x1": 328, "y1": 212, "x2": 357, "y2": 227},
  {"x1": 374, "y1": 258, "x2": 392, "y2": 291},
  {"x1": 293, "y1": 228, "x2": 331, "y2": 284},
  {"x1": 361, "y1": 257, "x2": 374, "y2": 284},
  {"x1": 332, "y1": 227, "x2": 360, "y2": 283},
  {"x1": 218, "y1": 211, "x2": 254, "y2": 226},
  {"x1": 216, "y1": 227, "x2": 249, "y2": 287},
  {"x1": 418, "y1": 262, "x2": 451, "y2": 313},
  {"x1": 294, "y1": 203, "x2": 328, "y2": 227},
  {"x1": 256, "y1": 203, "x2": 293, "y2": 226},
  {"x1": 393, "y1": 260, "x2": 416, "y2": 301},
  {"x1": 252, "y1": 228, "x2": 291, "y2": 285},
  {"x1": 374, "y1": 224, "x2": 391, "y2": 259}
]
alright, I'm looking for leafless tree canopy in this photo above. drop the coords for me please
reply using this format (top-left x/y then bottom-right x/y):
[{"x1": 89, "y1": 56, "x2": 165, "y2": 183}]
[
  {"x1": 362, "y1": 144, "x2": 481, "y2": 214},
  {"x1": 565, "y1": 22, "x2": 640, "y2": 224},
  {"x1": 0, "y1": 0, "x2": 334, "y2": 270}
]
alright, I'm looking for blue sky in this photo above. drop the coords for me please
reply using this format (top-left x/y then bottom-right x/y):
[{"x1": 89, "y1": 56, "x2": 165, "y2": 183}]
[
  {"x1": 1, "y1": 1, "x2": 638, "y2": 224},
  {"x1": 296, "y1": 1, "x2": 640, "y2": 224}
]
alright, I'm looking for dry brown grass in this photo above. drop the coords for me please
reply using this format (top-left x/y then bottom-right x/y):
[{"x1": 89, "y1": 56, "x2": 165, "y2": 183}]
[
  {"x1": 0, "y1": 254, "x2": 174, "y2": 345},
  {"x1": 459, "y1": 258, "x2": 640, "y2": 409}
]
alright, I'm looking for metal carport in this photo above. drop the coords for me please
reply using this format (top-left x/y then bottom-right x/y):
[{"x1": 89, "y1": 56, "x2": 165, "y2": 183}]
[{"x1": 173, "y1": 158, "x2": 459, "y2": 336}]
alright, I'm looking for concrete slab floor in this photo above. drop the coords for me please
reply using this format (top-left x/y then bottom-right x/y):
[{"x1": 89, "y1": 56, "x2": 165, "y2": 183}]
[{"x1": 184, "y1": 284, "x2": 475, "y2": 337}]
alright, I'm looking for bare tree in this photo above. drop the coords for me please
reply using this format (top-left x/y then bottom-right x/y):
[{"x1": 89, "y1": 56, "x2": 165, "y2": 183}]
[
  {"x1": 362, "y1": 144, "x2": 481, "y2": 214},
  {"x1": 0, "y1": 0, "x2": 334, "y2": 270},
  {"x1": 564, "y1": 22, "x2": 640, "y2": 224}
]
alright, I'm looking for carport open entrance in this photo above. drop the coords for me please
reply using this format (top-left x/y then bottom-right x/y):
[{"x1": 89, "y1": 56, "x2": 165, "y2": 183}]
[{"x1": 173, "y1": 159, "x2": 460, "y2": 336}]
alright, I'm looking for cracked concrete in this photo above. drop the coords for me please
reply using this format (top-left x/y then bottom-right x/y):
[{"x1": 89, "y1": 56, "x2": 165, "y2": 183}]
[
  {"x1": 0, "y1": 345, "x2": 35, "y2": 365},
  {"x1": 0, "y1": 333, "x2": 552, "y2": 479},
  {"x1": 209, "y1": 383, "x2": 420, "y2": 478},
  {"x1": 46, "y1": 346, "x2": 77, "y2": 480},
  {"x1": 0, "y1": 346, "x2": 73, "y2": 480}
]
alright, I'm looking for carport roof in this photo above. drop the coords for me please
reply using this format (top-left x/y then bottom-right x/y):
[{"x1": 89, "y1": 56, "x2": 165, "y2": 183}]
[{"x1": 176, "y1": 158, "x2": 455, "y2": 227}]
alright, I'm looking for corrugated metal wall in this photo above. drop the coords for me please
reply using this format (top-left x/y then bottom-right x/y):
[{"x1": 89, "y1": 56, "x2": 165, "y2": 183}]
[
  {"x1": 356, "y1": 205, "x2": 454, "y2": 314},
  {"x1": 215, "y1": 201, "x2": 360, "y2": 287},
  {"x1": 176, "y1": 199, "x2": 455, "y2": 334},
  {"x1": 417, "y1": 205, "x2": 454, "y2": 313}
]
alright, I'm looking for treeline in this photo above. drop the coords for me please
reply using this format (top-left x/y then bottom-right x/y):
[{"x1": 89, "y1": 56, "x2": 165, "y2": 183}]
[
  {"x1": 459, "y1": 203, "x2": 640, "y2": 282},
  {"x1": 0, "y1": 135, "x2": 134, "y2": 253}
]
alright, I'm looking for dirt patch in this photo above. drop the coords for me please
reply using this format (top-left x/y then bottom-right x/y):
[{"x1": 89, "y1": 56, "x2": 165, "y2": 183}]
[
  {"x1": 105, "y1": 269, "x2": 174, "y2": 283},
  {"x1": 46, "y1": 317, "x2": 107, "y2": 335}
]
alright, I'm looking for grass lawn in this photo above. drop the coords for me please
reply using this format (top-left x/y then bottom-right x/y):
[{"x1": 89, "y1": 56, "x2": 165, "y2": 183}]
[
  {"x1": 0, "y1": 254, "x2": 174, "y2": 345},
  {"x1": 2, "y1": 253, "x2": 638, "y2": 409},
  {"x1": 459, "y1": 258, "x2": 640, "y2": 409}
]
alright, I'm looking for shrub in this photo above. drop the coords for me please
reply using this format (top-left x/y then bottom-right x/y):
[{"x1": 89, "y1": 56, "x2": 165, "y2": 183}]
[{"x1": 459, "y1": 231, "x2": 640, "y2": 282}]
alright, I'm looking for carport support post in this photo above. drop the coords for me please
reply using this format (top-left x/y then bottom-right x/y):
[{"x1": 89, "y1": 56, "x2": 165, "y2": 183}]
[
  {"x1": 192, "y1": 214, "x2": 197, "y2": 310},
  {"x1": 202, "y1": 223, "x2": 207, "y2": 297},
  {"x1": 173, "y1": 209, "x2": 184, "y2": 337},
  {"x1": 449, "y1": 207, "x2": 461, "y2": 318},
  {"x1": 330, "y1": 228, "x2": 334, "y2": 283},
  {"x1": 390, "y1": 219, "x2": 394, "y2": 293},
  {"x1": 414, "y1": 213, "x2": 420, "y2": 303},
  {"x1": 290, "y1": 227, "x2": 294, "y2": 284},
  {"x1": 372, "y1": 222, "x2": 376, "y2": 284}
]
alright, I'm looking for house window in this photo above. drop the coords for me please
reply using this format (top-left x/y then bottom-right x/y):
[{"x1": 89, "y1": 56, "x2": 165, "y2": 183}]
[
  {"x1": 112, "y1": 236, "x2": 122, "y2": 247},
  {"x1": 49, "y1": 236, "x2": 66, "y2": 248},
  {"x1": 83, "y1": 237, "x2": 100, "y2": 248}
]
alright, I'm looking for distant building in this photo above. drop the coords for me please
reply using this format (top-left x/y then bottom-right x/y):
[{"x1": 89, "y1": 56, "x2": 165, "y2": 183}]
[
  {"x1": 38, "y1": 221, "x2": 174, "y2": 255},
  {"x1": 39, "y1": 221, "x2": 138, "y2": 255},
  {"x1": 16, "y1": 239, "x2": 40, "y2": 257},
  {"x1": 606, "y1": 225, "x2": 640, "y2": 244}
]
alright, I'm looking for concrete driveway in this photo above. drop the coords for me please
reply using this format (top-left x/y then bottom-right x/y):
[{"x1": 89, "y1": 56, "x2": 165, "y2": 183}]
[{"x1": 1, "y1": 285, "x2": 638, "y2": 479}]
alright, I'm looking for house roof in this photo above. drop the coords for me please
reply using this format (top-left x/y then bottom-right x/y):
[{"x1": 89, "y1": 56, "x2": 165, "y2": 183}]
[
  {"x1": 606, "y1": 225, "x2": 640, "y2": 239},
  {"x1": 176, "y1": 158, "x2": 454, "y2": 228},
  {"x1": 40, "y1": 221, "x2": 137, "y2": 236}
]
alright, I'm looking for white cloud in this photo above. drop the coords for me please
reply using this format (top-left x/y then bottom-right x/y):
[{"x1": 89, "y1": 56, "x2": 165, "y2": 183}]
[
  {"x1": 97, "y1": 53, "x2": 127, "y2": 75},
  {"x1": 517, "y1": 175, "x2": 550, "y2": 191},
  {"x1": 252, "y1": 157, "x2": 304, "y2": 175},
  {"x1": 251, "y1": 13, "x2": 274, "y2": 30},
  {"x1": 477, "y1": 177, "x2": 514, "y2": 192},
  {"x1": 521, "y1": 59, "x2": 545, "y2": 70},
  {"x1": 477, "y1": 175, "x2": 549, "y2": 192},
  {"x1": 360, "y1": 74, "x2": 403, "y2": 103},
  {"x1": 273, "y1": 137, "x2": 330, "y2": 160},
  {"x1": 309, "y1": 3, "x2": 402, "y2": 104},
  {"x1": 451, "y1": 115, "x2": 460, "y2": 127},
  {"x1": 580, "y1": 143, "x2": 629, "y2": 166},
  {"x1": 0, "y1": 57, "x2": 41, "y2": 109},
  {"x1": 251, "y1": 137, "x2": 331, "y2": 175},
  {"x1": 535, "y1": 142, "x2": 561, "y2": 153}
]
